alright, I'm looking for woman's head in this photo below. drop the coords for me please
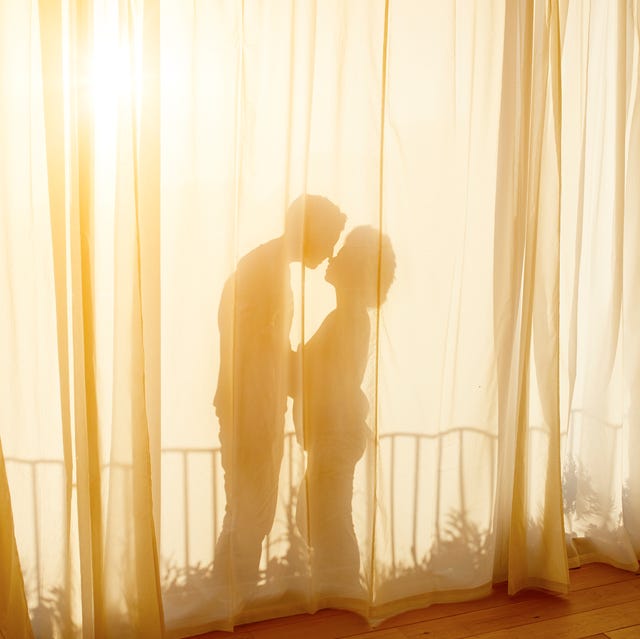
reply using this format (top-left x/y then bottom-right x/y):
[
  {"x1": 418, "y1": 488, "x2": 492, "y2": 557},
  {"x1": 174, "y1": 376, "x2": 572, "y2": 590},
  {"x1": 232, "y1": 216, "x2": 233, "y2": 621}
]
[{"x1": 326, "y1": 226, "x2": 396, "y2": 307}]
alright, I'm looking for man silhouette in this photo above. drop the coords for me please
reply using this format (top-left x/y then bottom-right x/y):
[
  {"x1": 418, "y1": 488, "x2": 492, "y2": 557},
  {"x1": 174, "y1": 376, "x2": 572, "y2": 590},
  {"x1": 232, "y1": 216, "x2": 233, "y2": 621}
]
[{"x1": 213, "y1": 195, "x2": 346, "y2": 603}]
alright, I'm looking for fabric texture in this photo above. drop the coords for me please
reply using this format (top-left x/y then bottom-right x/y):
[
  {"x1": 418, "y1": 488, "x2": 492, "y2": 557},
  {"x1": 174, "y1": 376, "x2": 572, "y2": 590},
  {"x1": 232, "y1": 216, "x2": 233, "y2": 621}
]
[{"x1": 1, "y1": 1, "x2": 639, "y2": 637}]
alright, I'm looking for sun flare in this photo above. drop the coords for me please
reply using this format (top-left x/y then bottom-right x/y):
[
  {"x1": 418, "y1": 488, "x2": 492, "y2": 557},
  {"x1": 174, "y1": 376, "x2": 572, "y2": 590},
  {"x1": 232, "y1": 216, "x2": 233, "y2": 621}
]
[{"x1": 90, "y1": 2, "x2": 143, "y2": 139}]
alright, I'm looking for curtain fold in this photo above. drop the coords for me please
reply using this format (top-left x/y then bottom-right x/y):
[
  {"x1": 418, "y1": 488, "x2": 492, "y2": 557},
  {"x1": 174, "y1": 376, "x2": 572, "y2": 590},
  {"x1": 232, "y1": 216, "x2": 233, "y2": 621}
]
[
  {"x1": 70, "y1": 1, "x2": 164, "y2": 635},
  {"x1": 623, "y1": 0, "x2": 640, "y2": 560},
  {"x1": 0, "y1": 441, "x2": 33, "y2": 639},
  {"x1": 559, "y1": 0, "x2": 640, "y2": 574},
  {"x1": 103, "y1": 3, "x2": 164, "y2": 634},
  {"x1": 504, "y1": 0, "x2": 569, "y2": 594},
  {"x1": 1, "y1": 1, "x2": 75, "y2": 636},
  {"x1": 1, "y1": 0, "x2": 164, "y2": 636},
  {"x1": 1, "y1": 1, "x2": 639, "y2": 637}
]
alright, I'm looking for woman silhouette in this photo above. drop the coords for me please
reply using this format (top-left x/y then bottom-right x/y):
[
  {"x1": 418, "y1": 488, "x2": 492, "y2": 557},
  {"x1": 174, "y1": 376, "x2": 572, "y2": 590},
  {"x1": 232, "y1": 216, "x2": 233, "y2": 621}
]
[{"x1": 291, "y1": 226, "x2": 396, "y2": 596}]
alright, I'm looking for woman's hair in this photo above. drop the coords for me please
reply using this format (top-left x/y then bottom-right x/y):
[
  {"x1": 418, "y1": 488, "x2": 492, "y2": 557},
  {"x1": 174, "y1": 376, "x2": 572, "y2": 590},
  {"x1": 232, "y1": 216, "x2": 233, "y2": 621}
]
[{"x1": 340, "y1": 225, "x2": 396, "y2": 307}]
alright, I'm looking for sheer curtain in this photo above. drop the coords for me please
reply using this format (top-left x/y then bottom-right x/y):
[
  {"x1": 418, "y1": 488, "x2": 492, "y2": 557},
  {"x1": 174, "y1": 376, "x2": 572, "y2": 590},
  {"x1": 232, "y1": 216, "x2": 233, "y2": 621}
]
[{"x1": 0, "y1": 1, "x2": 638, "y2": 638}]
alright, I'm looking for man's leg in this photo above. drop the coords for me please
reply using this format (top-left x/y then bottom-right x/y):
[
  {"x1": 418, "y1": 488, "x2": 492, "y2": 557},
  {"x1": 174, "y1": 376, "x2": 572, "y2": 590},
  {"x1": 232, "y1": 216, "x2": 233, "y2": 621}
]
[{"x1": 213, "y1": 427, "x2": 283, "y2": 601}]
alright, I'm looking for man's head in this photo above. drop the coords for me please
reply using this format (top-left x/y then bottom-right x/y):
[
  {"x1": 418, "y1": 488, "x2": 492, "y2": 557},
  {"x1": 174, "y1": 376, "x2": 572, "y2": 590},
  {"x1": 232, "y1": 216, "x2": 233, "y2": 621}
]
[{"x1": 285, "y1": 194, "x2": 346, "y2": 268}]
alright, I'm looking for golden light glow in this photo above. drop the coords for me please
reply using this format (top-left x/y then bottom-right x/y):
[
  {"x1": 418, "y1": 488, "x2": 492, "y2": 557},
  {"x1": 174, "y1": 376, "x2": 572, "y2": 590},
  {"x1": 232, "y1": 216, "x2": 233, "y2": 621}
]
[{"x1": 91, "y1": 2, "x2": 143, "y2": 144}]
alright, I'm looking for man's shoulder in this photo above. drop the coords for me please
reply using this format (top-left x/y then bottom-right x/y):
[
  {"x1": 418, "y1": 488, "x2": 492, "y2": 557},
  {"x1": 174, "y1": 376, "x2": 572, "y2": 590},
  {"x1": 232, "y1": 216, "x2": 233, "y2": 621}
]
[
  {"x1": 220, "y1": 239, "x2": 291, "y2": 313},
  {"x1": 236, "y1": 239, "x2": 284, "y2": 276}
]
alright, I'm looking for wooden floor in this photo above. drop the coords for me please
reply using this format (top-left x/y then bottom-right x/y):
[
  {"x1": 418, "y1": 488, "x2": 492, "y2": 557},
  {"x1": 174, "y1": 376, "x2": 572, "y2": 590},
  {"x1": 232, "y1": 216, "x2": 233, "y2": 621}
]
[{"x1": 192, "y1": 563, "x2": 640, "y2": 639}]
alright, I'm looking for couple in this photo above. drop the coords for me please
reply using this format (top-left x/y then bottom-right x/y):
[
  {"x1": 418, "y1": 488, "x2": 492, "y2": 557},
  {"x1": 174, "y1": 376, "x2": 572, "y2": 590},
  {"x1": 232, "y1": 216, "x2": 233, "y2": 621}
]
[{"x1": 213, "y1": 195, "x2": 395, "y2": 603}]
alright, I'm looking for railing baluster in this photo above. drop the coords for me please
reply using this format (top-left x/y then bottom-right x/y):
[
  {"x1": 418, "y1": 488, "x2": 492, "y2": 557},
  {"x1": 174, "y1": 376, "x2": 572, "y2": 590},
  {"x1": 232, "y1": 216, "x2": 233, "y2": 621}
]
[
  {"x1": 183, "y1": 451, "x2": 189, "y2": 567},
  {"x1": 390, "y1": 435, "x2": 396, "y2": 577},
  {"x1": 212, "y1": 449, "x2": 218, "y2": 559},
  {"x1": 161, "y1": 426, "x2": 499, "y2": 582},
  {"x1": 413, "y1": 435, "x2": 421, "y2": 565}
]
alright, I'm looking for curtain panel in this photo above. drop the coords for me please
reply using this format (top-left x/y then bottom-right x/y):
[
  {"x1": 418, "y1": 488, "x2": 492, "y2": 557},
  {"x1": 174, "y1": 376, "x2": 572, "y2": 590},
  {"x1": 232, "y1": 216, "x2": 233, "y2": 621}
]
[{"x1": 1, "y1": 1, "x2": 639, "y2": 637}]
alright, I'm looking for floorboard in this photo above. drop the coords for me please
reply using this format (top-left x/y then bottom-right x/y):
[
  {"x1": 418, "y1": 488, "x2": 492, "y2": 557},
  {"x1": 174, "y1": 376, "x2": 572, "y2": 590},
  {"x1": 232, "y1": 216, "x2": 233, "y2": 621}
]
[
  {"x1": 189, "y1": 563, "x2": 640, "y2": 639},
  {"x1": 606, "y1": 627, "x2": 640, "y2": 638}
]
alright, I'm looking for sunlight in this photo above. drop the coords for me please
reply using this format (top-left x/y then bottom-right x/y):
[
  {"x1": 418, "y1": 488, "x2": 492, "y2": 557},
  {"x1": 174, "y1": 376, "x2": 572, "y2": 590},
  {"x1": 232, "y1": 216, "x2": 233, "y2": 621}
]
[
  {"x1": 92, "y1": 34, "x2": 139, "y2": 108},
  {"x1": 91, "y1": 1, "x2": 143, "y2": 142}
]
